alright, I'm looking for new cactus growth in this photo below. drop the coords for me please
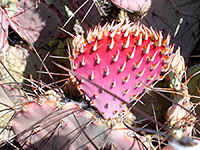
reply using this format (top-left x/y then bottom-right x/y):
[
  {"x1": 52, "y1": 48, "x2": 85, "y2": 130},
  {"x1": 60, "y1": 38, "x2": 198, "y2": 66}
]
[
  {"x1": 72, "y1": 21, "x2": 172, "y2": 120},
  {"x1": 168, "y1": 47, "x2": 185, "y2": 91}
]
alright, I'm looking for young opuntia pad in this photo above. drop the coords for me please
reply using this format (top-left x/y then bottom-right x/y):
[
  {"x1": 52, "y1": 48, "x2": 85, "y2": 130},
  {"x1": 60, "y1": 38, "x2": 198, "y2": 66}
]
[{"x1": 72, "y1": 21, "x2": 172, "y2": 120}]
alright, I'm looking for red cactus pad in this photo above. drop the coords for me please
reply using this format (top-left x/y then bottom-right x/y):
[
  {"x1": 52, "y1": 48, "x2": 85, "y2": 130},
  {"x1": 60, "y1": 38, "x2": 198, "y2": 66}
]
[{"x1": 72, "y1": 21, "x2": 172, "y2": 120}]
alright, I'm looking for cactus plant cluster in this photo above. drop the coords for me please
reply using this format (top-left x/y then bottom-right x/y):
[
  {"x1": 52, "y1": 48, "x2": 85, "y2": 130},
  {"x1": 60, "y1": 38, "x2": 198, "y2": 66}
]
[{"x1": 0, "y1": 0, "x2": 200, "y2": 149}]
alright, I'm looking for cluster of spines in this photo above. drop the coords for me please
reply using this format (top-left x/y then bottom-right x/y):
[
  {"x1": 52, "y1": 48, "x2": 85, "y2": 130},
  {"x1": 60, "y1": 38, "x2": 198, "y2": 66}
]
[{"x1": 73, "y1": 23, "x2": 172, "y2": 71}]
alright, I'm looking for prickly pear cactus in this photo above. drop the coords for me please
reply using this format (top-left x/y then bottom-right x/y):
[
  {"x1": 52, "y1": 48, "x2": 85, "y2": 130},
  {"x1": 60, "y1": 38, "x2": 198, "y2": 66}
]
[
  {"x1": 72, "y1": 21, "x2": 172, "y2": 119},
  {"x1": 0, "y1": 84, "x2": 21, "y2": 128},
  {"x1": 12, "y1": 90, "x2": 149, "y2": 149},
  {"x1": 0, "y1": 84, "x2": 24, "y2": 145},
  {"x1": 0, "y1": 8, "x2": 9, "y2": 51},
  {"x1": 9, "y1": 0, "x2": 63, "y2": 48},
  {"x1": 1, "y1": 0, "x2": 199, "y2": 148}
]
